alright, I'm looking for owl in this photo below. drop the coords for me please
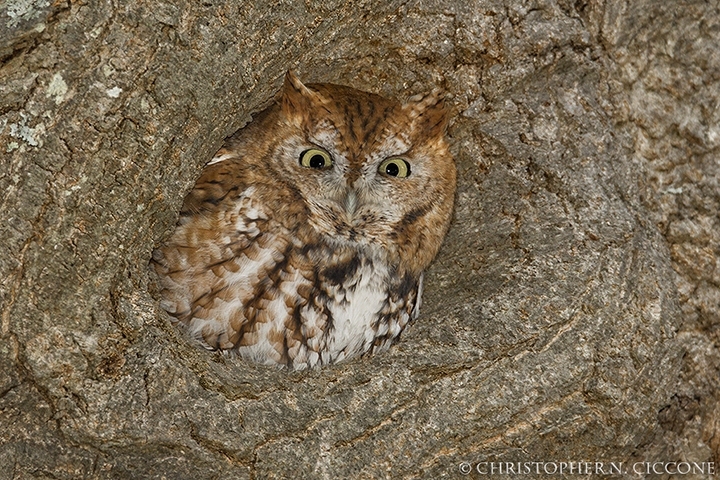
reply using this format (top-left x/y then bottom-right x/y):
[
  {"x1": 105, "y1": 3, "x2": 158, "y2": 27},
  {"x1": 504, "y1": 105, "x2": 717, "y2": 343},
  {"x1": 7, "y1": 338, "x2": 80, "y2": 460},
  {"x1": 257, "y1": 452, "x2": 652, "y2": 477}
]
[{"x1": 152, "y1": 71, "x2": 456, "y2": 370}]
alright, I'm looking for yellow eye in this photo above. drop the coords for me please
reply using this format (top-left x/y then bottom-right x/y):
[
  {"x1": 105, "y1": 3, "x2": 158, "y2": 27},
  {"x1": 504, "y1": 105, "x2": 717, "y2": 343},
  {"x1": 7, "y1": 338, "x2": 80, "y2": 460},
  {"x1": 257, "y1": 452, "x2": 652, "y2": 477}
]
[
  {"x1": 299, "y1": 148, "x2": 333, "y2": 169},
  {"x1": 378, "y1": 158, "x2": 411, "y2": 178}
]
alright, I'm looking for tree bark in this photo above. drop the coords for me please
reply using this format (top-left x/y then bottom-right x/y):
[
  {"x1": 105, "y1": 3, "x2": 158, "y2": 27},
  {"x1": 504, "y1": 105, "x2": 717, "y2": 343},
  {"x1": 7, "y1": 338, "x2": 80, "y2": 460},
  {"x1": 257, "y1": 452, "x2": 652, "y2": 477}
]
[{"x1": 1, "y1": 0, "x2": 717, "y2": 478}]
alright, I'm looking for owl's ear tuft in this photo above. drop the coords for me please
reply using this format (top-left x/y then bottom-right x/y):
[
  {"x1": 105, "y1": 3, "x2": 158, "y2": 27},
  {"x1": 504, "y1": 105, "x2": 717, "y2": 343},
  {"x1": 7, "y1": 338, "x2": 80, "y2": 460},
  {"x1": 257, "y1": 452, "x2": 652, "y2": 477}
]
[
  {"x1": 403, "y1": 88, "x2": 449, "y2": 138},
  {"x1": 281, "y1": 71, "x2": 326, "y2": 123}
]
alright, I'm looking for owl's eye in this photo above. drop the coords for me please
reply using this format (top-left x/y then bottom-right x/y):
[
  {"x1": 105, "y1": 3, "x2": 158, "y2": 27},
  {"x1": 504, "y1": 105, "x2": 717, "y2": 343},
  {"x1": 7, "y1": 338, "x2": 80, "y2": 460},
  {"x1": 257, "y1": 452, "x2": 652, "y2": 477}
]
[
  {"x1": 299, "y1": 149, "x2": 333, "y2": 169},
  {"x1": 378, "y1": 158, "x2": 411, "y2": 178}
]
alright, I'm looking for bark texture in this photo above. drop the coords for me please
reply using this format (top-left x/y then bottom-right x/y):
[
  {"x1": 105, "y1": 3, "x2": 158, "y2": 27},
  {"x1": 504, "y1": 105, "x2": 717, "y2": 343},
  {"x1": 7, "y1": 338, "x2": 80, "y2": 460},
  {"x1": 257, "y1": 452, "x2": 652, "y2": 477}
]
[{"x1": 0, "y1": 0, "x2": 717, "y2": 478}]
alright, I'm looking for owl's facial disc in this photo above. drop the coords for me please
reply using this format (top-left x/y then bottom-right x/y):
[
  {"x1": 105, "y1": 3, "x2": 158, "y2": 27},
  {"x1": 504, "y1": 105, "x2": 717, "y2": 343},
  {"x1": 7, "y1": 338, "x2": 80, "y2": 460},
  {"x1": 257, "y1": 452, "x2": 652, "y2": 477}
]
[{"x1": 289, "y1": 129, "x2": 422, "y2": 250}]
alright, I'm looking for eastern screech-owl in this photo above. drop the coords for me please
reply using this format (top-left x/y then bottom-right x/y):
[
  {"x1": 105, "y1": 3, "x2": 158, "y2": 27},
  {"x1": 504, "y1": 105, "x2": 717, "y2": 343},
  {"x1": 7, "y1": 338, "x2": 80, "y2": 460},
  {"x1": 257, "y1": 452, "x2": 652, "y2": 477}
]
[{"x1": 152, "y1": 71, "x2": 456, "y2": 369}]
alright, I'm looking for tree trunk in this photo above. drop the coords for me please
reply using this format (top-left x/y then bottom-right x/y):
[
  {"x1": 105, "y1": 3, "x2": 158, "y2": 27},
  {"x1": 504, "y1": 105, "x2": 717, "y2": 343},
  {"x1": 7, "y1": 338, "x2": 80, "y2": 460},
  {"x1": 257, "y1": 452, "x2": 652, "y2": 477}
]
[{"x1": 1, "y1": 0, "x2": 717, "y2": 478}]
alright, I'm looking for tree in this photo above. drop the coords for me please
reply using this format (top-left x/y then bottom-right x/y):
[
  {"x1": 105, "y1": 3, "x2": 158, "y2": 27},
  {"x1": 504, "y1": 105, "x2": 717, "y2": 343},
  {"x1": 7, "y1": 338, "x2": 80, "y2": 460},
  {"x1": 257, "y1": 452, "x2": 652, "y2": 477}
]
[{"x1": 1, "y1": 0, "x2": 717, "y2": 477}]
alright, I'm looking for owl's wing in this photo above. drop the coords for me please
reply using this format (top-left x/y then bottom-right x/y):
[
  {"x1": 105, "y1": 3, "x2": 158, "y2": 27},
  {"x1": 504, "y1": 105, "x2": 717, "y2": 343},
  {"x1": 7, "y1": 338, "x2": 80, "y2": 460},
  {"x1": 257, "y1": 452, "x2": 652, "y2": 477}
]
[
  {"x1": 179, "y1": 158, "x2": 247, "y2": 218},
  {"x1": 152, "y1": 162, "x2": 293, "y2": 350}
]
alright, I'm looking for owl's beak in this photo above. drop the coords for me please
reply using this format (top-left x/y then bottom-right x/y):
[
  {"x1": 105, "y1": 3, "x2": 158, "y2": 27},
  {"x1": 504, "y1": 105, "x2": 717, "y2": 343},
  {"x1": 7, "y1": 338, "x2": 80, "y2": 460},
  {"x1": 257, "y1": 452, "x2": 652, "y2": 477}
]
[{"x1": 344, "y1": 190, "x2": 358, "y2": 217}]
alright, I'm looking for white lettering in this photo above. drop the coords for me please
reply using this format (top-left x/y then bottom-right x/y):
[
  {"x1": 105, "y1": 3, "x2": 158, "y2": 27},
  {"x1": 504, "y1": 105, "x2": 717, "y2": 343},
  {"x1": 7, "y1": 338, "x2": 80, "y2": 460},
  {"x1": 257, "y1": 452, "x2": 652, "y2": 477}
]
[{"x1": 633, "y1": 462, "x2": 647, "y2": 475}]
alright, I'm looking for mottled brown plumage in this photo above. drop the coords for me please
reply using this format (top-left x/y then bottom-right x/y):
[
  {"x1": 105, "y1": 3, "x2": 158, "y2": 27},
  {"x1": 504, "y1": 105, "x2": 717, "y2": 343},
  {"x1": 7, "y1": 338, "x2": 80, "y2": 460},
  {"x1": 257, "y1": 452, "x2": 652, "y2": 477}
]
[{"x1": 152, "y1": 72, "x2": 456, "y2": 369}]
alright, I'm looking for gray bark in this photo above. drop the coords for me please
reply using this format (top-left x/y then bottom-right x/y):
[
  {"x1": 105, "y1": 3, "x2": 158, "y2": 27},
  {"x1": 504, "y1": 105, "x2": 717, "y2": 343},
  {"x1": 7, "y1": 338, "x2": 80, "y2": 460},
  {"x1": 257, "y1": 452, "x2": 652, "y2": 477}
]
[{"x1": 0, "y1": 0, "x2": 717, "y2": 478}]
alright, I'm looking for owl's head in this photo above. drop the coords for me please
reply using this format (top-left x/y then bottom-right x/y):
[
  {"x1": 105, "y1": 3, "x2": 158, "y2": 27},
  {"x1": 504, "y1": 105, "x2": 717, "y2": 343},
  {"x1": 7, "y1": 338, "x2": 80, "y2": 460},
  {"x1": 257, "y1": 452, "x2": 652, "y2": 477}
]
[{"x1": 265, "y1": 72, "x2": 456, "y2": 274}]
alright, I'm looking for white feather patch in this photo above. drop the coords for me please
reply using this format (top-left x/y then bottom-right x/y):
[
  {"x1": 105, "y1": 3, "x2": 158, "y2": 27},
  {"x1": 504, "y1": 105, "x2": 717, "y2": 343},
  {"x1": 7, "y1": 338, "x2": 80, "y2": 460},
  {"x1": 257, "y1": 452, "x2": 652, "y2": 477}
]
[
  {"x1": 207, "y1": 153, "x2": 236, "y2": 165},
  {"x1": 324, "y1": 260, "x2": 389, "y2": 361}
]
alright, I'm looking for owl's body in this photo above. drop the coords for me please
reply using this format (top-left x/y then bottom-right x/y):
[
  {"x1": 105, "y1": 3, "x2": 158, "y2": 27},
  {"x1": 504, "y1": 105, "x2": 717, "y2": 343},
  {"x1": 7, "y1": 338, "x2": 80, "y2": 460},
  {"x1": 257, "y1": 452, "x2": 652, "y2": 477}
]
[{"x1": 153, "y1": 72, "x2": 456, "y2": 369}]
